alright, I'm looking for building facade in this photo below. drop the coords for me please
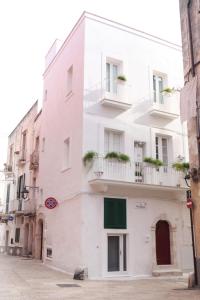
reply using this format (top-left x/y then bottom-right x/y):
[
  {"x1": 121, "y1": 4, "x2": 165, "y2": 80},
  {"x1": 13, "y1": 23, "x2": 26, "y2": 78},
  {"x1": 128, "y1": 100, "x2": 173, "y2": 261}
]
[
  {"x1": 0, "y1": 102, "x2": 41, "y2": 257},
  {"x1": 179, "y1": 0, "x2": 200, "y2": 283},
  {"x1": 1, "y1": 12, "x2": 193, "y2": 279}
]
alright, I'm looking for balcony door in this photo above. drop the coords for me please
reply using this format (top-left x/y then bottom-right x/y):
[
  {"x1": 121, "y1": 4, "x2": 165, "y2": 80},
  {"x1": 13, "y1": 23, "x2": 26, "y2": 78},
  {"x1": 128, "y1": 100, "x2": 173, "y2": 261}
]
[
  {"x1": 104, "y1": 130, "x2": 123, "y2": 154},
  {"x1": 107, "y1": 235, "x2": 127, "y2": 273},
  {"x1": 106, "y1": 62, "x2": 118, "y2": 95},
  {"x1": 153, "y1": 74, "x2": 164, "y2": 104},
  {"x1": 134, "y1": 142, "x2": 145, "y2": 182},
  {"x1": 155, "y1": 136, "x2": 169, "y2": 167}
]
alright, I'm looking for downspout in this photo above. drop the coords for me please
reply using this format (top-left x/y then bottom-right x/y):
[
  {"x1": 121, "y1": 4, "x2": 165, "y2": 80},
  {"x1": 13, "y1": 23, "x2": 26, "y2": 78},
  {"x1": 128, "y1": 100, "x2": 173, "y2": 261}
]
[{"x1": 187, "y1": 0, "x2": 195, "y2": 77}]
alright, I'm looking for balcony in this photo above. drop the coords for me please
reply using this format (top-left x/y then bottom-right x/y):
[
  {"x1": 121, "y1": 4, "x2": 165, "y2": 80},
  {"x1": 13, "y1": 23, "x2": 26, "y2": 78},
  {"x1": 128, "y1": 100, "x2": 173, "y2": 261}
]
[
  {"x1": 29, "y1": 151, "x2": 39, "y2": 170},
  {"x1": 88, "y1": 158, "x2": 186, "y2": 191},
  {"x1": 84, "y1": 79, "x2": 132, "y2": 110},
  {"x1": 18, "y1": 150, "x2": 26, "y2": 166},
  {"x1": 149, "y1": 92, "x2": 180, "y2": 120},
  {"x1": 101, "y1": 83, "x2": 132, "y2": 110}
]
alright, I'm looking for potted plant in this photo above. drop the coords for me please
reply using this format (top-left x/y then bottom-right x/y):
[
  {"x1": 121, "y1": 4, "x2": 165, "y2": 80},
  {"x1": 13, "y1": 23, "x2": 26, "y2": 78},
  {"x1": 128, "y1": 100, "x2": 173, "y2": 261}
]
[
  {"x1": 172, "y1": 162, "x2": 189, "y2": 173},
  {"x1": 105, "y1": 152, "x2": 130, "y2": 163},
  {"x1": 118, "y1": 153, "x2": 130, "y2": 163},
  {"x1": 105, "y1": 151, "x2": 119, "y2": 161},
  {"x1": 83, "y1": 151, "x2": 98, "y2": 166},
  {"x1": 161, "y1": 87, "x2": 175, "y2": 95},
  {"x1": 117, "y1": 75, "x2": 127, "y2": 82},
  {"x1": 143, "y1": 157, "x2": 164, "y2": 168}
]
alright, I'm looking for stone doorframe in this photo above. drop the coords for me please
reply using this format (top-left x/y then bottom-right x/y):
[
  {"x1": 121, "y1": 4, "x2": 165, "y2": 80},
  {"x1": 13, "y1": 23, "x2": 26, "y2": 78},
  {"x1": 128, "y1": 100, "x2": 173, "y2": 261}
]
[
  {"x1": 23, "y1": 217, "x2": 35, "y2": 256},
  {"x1": 151, "y1": 214, "x2": 178, "y2": 271},
  {"x1": 35, "y1": 213, "x2": 45, "y2": 260}
]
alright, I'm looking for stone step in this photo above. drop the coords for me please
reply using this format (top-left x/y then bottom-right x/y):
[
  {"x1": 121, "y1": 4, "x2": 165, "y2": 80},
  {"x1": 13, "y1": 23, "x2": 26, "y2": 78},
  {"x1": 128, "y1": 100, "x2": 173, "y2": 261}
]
[{"x1": 152, "y1": 269, "x2": 182, "y2": 277}]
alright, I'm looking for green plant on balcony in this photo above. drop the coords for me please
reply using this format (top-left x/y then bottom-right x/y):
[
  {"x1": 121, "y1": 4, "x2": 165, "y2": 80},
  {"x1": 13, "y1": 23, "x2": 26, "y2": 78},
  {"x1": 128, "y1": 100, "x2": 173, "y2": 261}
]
[
  {"x1": 83, "y1": 151, "x2": 98, "y2": 166},
  {"x1": 105, "y1": 152, "x2": 130, "y2": 163},
  {"x1": 161, "y1": 87, "x2": 175, "y2": 94},
  {"x1": 105, "y1": 151, "x2": 119, "y2": 160},
  {"x1": 118, "y1": 153, "x2": 130, "y2": 162},
  {"x1": 172, "y1": 162, "x2": 189, "y2": 173},
  {"x1": 117, "y1": 75, "x2": 127, "y2": 82},
  {"x1": 143, "y1": 157, "x2": 164, "y2": 167}
]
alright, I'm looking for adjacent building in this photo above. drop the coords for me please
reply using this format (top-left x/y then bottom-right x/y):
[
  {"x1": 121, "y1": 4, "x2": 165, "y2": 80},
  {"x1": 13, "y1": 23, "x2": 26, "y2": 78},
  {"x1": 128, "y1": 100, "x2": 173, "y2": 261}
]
[
  {"x1": 179, "y1": 0, "x2": 200, "y2": 283},
  {"x1": 1, "y1": 12, "x2": 193, "y2": 279}
]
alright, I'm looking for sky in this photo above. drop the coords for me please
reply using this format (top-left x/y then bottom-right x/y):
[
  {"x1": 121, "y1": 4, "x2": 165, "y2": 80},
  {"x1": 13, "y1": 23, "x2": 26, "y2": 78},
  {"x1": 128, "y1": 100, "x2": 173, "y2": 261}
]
[{"x1": 0, "y1": 0, "x2": 182, "y2": 171}]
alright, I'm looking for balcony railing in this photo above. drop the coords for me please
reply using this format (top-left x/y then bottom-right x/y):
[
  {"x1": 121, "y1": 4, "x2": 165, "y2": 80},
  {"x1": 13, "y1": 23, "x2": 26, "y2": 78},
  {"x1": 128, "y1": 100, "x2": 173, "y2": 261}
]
[{"x1": 88, "y1": 158, "x2": 186, "y2": 189}]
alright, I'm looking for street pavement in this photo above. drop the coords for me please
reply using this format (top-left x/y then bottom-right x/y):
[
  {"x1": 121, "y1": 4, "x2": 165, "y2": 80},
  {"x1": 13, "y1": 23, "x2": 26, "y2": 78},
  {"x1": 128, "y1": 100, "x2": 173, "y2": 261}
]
[{"x1": 0, "y1": 254, "x2": 200, "y2": 300}]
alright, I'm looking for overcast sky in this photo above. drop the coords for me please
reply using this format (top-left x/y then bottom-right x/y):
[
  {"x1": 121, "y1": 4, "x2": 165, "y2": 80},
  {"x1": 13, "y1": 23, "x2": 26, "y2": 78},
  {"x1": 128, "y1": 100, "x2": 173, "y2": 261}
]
[{"x1": 0, "y1": 0, "x2": 182, "y2": 170}]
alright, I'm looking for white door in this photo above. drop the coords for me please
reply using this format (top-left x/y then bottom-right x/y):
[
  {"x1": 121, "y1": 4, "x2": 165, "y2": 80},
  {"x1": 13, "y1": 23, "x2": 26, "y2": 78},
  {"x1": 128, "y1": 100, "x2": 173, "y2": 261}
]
[
  {"x1": 106, "y1": 62, "x2": 118, "y2": 95},
  {"x1": 134, "y1": 142, "x2": 144, "y2": 182},
  {"x1": 107, "y1": 234, "x2": 127, "y2": 274},
  {"x1": 153, "y1": 74, "x2": 164, "y2": 104}
]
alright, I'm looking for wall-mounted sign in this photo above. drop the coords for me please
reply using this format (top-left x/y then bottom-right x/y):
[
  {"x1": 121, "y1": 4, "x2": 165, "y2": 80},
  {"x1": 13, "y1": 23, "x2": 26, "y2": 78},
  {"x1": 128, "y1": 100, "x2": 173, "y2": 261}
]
[
  {"x1": 135, "y1": 202, "x2": 147, "y2": 209},
  {"x1": 45, "y1": 197, "x2": 58, "y2": 209},
  {"x1": 8, "y1": 216, "x2": 14, "y2": 221}
]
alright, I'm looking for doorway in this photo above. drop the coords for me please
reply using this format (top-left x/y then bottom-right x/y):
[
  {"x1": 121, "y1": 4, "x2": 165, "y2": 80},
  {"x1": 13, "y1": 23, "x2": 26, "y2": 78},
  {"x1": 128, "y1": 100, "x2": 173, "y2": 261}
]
[
  {"x1": 107, "y1": 235, "x2": 127, "y2": 273},
  {"x1": 5, "y1": 230, "x2": 9, "y2": 253},
  {"x1": 156, "y1": 220, "x2": 171, "y2": 265},
  {"x1": 39, "y1": 220, "x2": 43, "y2": 260}
]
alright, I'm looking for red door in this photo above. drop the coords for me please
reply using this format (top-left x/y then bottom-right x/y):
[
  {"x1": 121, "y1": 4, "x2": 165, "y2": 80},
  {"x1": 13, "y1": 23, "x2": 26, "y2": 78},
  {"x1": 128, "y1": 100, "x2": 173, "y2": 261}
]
[{"x1": 156, "y1": 220, "x2": 171, "y2": 265}]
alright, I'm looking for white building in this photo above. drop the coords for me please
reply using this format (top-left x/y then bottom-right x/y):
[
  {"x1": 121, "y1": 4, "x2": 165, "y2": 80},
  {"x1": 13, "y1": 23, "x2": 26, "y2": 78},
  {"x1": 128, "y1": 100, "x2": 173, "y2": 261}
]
[
  {"x1": 37, "y1": 12, "x2": 192, "y2": 279},
  {"x1": 1, "y1": 12, "x2": 193, "y2": 279}
]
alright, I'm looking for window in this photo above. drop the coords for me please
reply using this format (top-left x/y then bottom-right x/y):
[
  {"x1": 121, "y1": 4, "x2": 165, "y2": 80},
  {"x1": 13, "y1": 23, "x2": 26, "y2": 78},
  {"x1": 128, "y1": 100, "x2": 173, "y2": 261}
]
[
  {"x1": 104, "y1": 130, "x2": 123, "y2": 154},
  {"x1": 17, "y1": 174, "x2": 25, "y2": 199},
  {"x1": 9, "y1": 145, "x2": 13, "y2": 166},
  {"x1": 153, "y1": 74, "x2": 165, "y2": 104},
  {"x1": 67, "y1": 65, "x2": 73, "y2": 95},
  {"x1": 106, "y1": 62, "x2": 118, "y2": 94},
  {"x1": 47, "y1": 247, "x2": 52, "y2": 258},
  {"x1": 15, "y1": 228, "x2": 20, "y2": 243},
  {"x1": 5, "y1": 184, "x2": 10, "y2": 213},
  {"x1": 155, "y1": 136, "x2": 169, "y2": 166},
  {"x1": 63, "y1": 138, "x2": 70, "y2": 169},
  {"x1": 35, "y1": 136, "x2": 39, "y2": 152},
  {"x1": 44, "y1": 89, "x2": 47, "y2": 102},
  {"x1": 104, "y1": 198, "x2": 126, "y2": 229},
  {"x1": 42, "y1": 137, "x2": 45, "y2": 152},
  {"x1": 21, "y1": 131, "x2": 27, "y2": 159}
]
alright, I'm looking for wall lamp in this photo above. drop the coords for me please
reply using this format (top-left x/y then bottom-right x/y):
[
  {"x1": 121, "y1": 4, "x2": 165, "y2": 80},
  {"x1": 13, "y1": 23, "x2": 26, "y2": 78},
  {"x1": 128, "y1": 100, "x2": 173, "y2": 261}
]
[{"x1": 21, "y1": 186, "x2": 39, "y2": 199}]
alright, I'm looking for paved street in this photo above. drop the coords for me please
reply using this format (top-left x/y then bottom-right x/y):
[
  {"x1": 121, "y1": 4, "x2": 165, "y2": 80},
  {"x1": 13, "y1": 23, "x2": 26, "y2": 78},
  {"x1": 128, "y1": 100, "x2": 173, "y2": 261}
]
[{"x1": 0, "y1": 254, "x2": 200, "y2": 300}]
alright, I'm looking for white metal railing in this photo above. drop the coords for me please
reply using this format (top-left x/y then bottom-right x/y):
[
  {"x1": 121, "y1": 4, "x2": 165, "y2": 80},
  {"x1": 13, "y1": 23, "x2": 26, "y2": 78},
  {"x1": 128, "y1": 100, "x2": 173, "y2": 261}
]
[{"x1": 89, "y1": 158, "x2": 186, "y2": 188}]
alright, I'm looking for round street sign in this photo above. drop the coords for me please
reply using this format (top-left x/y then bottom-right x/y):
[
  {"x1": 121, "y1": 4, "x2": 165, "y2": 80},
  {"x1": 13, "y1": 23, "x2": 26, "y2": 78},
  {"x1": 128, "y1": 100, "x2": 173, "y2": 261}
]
[
  {"x1": 187, "y1": 198, "x2": 193, "y2": 209},
  {"x1": 45, "y1": 197, "x2": 58, "y2": 209}
]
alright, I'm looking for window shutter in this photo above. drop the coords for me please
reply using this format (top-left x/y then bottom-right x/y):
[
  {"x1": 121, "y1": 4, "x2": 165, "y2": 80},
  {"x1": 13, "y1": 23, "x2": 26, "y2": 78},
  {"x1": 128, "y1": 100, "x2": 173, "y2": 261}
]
[{"x1": 104, "y1": 198, "x2": 126, "y2": 229}]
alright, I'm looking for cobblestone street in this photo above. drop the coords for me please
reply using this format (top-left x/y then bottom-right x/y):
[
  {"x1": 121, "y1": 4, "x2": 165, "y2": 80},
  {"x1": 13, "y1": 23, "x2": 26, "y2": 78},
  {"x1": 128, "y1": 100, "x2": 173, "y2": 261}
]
[{"x1": 0, "y1": 254, "x2": 199, "y2": 300}]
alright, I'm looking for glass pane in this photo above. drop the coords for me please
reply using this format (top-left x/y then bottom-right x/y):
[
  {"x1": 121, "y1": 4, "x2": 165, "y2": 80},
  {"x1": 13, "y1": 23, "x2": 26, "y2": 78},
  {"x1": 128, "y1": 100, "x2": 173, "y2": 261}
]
[
  {"x1": 104, "y1": 130, "x2": 109, "y2": 154},
  {"x1": 153, "y1": 75, "x2": 156, "y2": 102},
  {"x1": 108, "y1": 236, "x2": 120, "y2": 272},
  {"x1": 113, "y1": 132, "x2": 121, "y2": 152},
  {"x1": 162, "y1": 138, "x2": 168, "y2": 165},
  {"x1": 106, "y1": 63, "x2": 110, "y2": 92},
  {"x1": 155, "y1": 137, "x2": 159, "y2": 159},
  {"x1": 112, "y1": 64, "x2": 118, "y2": 94},
  {"x1": 158, "y1": 77, "x2": 164, "y2": 104},
  {"x1": 123, "y1": 235, "x2": 127, "y2": 271}
]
